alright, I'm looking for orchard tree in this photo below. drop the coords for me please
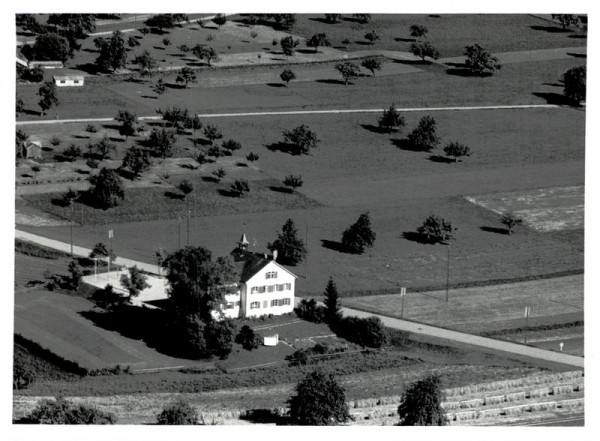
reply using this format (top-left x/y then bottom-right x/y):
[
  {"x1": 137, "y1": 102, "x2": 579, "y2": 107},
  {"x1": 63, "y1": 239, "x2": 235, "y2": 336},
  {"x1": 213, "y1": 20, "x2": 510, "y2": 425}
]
[
  {"x1": 407, "y1": 116, "x2": 440, "y2": 151},
  {"x1": 283, "y1": 175, "x2": 303, "y2": 192},
  {"x1": 115, "y1": 110, "x2": 137, "y2": 138},
  {"x1": 246, "y1": 152, "x2": 259, "y2": 162},
  {"x1": 30, "y1": 33, "x2": 71, "y2": 62},
  {"x1": 551, "y1": 14, "x2": 580, "y2": 30},
  {"x1": 443, "y1": 141, "x2": 471, "y2": 162},
  {"x1": 213, "y1": 14, "x2": 227, "y2": 28},
  {"x1": 563, "y1": 66, "x2": 586, "y2": 106},
  {"x1": 133, "y1": 50, "x2": 158, "y2": 77},
  {"x1": 307, "y1": 33, "x2": 331, "y2": 53},
  {"x1": 191, "y1": 45, "x2": 219, "y2": 67},
  {"x1": 145, "y1": 14, "x2": 175, "y2": 33},
  {"x1": 335, "y1": 61, "x2": 361, "y2": 85},
  {"x1": 63, "y1": 144, "x2": 82, "y2": 161},
  {"x1": 38, "y1": 81, "x2": 59, "y2": 115},
  {"x1": 178, "y1": 179, "x2": 194, "y2": 199},
  {"x1": 353, "y1": 14, "x2": 371, "y2": 24},
  {"x1": 203, "y1": 124, "x2": 223, "y2": 145},
  {"x1": 121, "y1": 146, "x2": 151, "y2": 178},
  {"x1": 88, "y1": 167, "x2": 125, "y2": 209},
  {"x1": 364, "y1": 30, "x2": 380, "y2": 45},
  {"x1": 323, "y1": 277, "x2": 342, "y2": 324},
  {"x1": 280, "y1": 68, "x2": 296, "y2": 87},
  {"x1": 120, "y1": 265, "x2": 150, "y2": 300},
  {"x1": 16, "y1": 96, "x2": 25, "y2": 117},
  {"x1": 464, "y1": 44, "x2": 501, "y2": 76},
  {"x1": 89, "y1": 242, "x2": 116, "y2": 262},
  {"x1": 23, "y1": 397, "x2": 116, "y2": 424},
  {"x1": 176, "y1": 67, "x2": 197, "y2": 89},
  {"x1": 184, "y1": 114, "x2": 203, "y2": 134},
  {"x1": 235, "y1": 325, "x2": 262, "y2": 351},
  {"x1": 325, "y1": 14, "x2": 342, "y2": 23},
  {"x1": 361, "y1": 57, "x2": 382, "y2": 76},
  {"x1": 269, "y1": 218, "x2": 307, "y2": 266},
  {"x1": 157, "y1": 106, "x2": 190, "y2": 130},
  {"x1": 147, "y1": 128, "x2": 177, "y2": 158},
  {"x1": 288, "y1": 371, "x2": 352, "y2": 426},
  {"x1": 341, "y1": 211, "x2": 376, "y2": 254},
  {"x1": 416, "y1": 215, "x2": 454, "y2": 244},
  {"x1": 280, "y1": 36, "x2": 300, "y2": 56},
  {"x1": 89, "y1": 136, "x2": 116, "y2": 160},
  {"x1": 271, "y1": 14, "x2": 296, "y2": 30},
  {"x1": 211, "y1": 167, "x2": 227, "y2": 182},
  {"x1": 47, "y1": 13, "x2": 96, "y2": 38},
  {"x1": 222, "y1": 139, "x2": 241, "y2": 155},
  {"x1": 398, "y1": 374, "x2": 447, "y2": 426},
  {"x1": 410, "y1": 24, "x2": 429, "y2": 39},
  {"x1": 67, "y1": 260, "x2": 83, "y2": 289},
  {"x1": 500, "y1": 213, "x2": 523, "y2": 235},
  {"x1": 162, "y1": 38, "x2": 171, "y2": 48},
  {"x1": 94, "y1": 31, "x2": 127, "y2": 72},
  {"x1": 378, "y1": 104, "x2": 405, "y2": 132},
  {"x1": 157, "y1": 400, "x2": 198, "y2": 425},
  {"x1": 127, "y1": 36, "x2": 140, "y2": 49},
  {"x1": 229, "y1": 179, "x2": 250, "y2": 197},
  {"x1": 410, "y1": 41, "x2": 440, "y2": 62},
  {"x1": 153, "y1": 78, "x2": 166, "y2": 95},
  {"x1": 282, "y1": 125, "x2": 320, "y2": 155}
]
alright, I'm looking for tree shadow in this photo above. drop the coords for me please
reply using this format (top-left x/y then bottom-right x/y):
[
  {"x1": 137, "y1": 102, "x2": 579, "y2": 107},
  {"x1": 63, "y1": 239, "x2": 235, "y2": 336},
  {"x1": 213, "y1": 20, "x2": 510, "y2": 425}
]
[
  {"x1": 308, "y1": 17, "x2": 335, "y2": 24},
  {"x1": 269, "y1": 185, "x2": 293, "y2": 194},
  {"x1": 530, "y1": 25, "x2": 570, "y2": 33},
  {"x1": 480, "y1": 226, "x2": 509, "y2": 235},
  {"x1": 179, "y1": 163, "x2": 198, "y2": 170},
  {"x1": 360, "y1": 124, "x2": 395, "y2": 134},
  {"x1": 320, "y1": 239, "x2": 352, "y2": 254},
  {"x1": 164, "y1": 190, "x2": 185, "y2": 200},
  {"x1": 315, "y1": 78, "x2": 346, "y2": 85},
  {"x1": 394, "y1": 59, "x2": 429, "y2": 65},
  {"x1": 428, "y1": 155, "x2": 454, "y2": 163},
  {"x1": 266, "y1": 82, "x2": 286, "y2": 88},
  {"x1": 141, "y1": 95, "x2": 158, "y2": 99},
  {"x1": 236, "y1": 162, "x2": 248, "y2": 167},
  {"x1": 102, "y1": 123, "x2": 122, "y2": 131},
  {"x1": 124, "y1": 77, "x2": 146, "y2": 84},
  {"x1": 73, "y1": 134, "x2": 90, "y2": 139},
  {"x1": 264, "y1": 141, "x2": 300, "y2": 155},
  {"x1": 401, "y1": 231, "x2": 430, "y2": 244},
  {"x1": 50, "y1": 197, "x2": 70, "y2": 207},
  {"x1": 354, "y1": 40, "x2": 374, "y2": 46},
  {"x1": 202, "y1": 176, "x2": 218, "y2": 183},
  {"x1": 22, "y1": 108, "x2": 41, "y2": 116},
  {"x1": 567, "y1": 52, "x2": 587, "y2": 58},
  {"x1": 446, "y1": 68, "x2": 484, "y2": 77},
  {"x1": 568, "y1": 34, "x2": 587, "y2": 39},
  {"x1": 391, "y1": 138, "x2": 427, "y2": 152},
  {"x1": 217, "y1": 188, "x2": 243, "y2": 197},
  {"x1": 75, "y1": 63, "x2": 100, "y2": 74},
  {"x1": 542, "y1": 82, "x2": 563, "y2": 87},
  {"x1": 532, "y1": 92, "x2": 568, "y2": 105},
  {"x1": 240, "y1": 409, "x2": 289, "y2": 425},
  {"x1": 296, "y1": 48, "x2": 317, "y2": 54},
  {"x1": 394, "y1": 37, "x2": 415, "y2": 42},
  {"x1": 445, "y1": 61, "x2": 467, "y2": 68}
]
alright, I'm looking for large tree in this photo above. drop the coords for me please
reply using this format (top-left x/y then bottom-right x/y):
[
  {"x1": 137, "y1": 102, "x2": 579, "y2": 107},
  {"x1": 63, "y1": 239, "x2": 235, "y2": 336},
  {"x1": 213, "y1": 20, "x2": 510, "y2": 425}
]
[
  {"x1": 88, "y1": 167, "x2": 125, "y2": 209},
  {"x1": 30, "y1": 33, "x2": 71, "y2": 62},
  {"x1": 280, "y1": 68, "x2": 296, "y2": 87},
  {"x1": 115, "y1": 110, "x2": 137, "y2": 138},
  {"x1": 269, "y1": 218, "x2": 307, "y2": 266},
  {"x1": 398, "y1": 374, "x2": 447, "y2": 426},
  {"x1": 288, "y1": 371, "x2": 352, "y2": 425},
  {"x1": 132, "y1": 50, "x2": 158, "y2": 77},
  {"x1": 416, "y1": 215, "x2": 454, "y2": 244},
  {"x1": 212, "y1": 14, "x2": 228, "y2": 28},
  {"x1": 323, "y1": 278, "x2": 342, "y2": 324},
  {"x1": 443, "y1": 141, "x2": 471, "y2": 162},
  {"x1": 147, "y1": 128, "x2": 177, "y2": 158},
  {"x1": 306, "y1": 33, "x2": 331, "y2": 53},
  {"x1": 407, "y1": 116, "x2": 440, "y2": 151},
  {"x1": 551, "y1": 14, "x2": 580, "y2": 30},
  {"x1": 361, "y1": 57, "x2": 382, "y2": 76},
  {"x1": 176, "y1": 67, "x2": 197, "y2": 89},
  {"x1": 191, "y1": 45, "x2": 219, "y2": 67},
  {"x1": 120, "y1": 265, "x2": 150, "y2": 300},
  {"x1": 378, "y1": 104, "x2": 405, "y2": 132},
  {"x1": 464, "y1": 44, "x2": 501, "y2": 76},
  {"x1": 280, "y1": 36, "x2": 300, "y2": 56},
  {"x1": 156, "y1": 400, "x2": 198, "y2": 425},
  {"x1": 410, "y1": 41, "x2": 440, "y2": 62},
  {"x1": 562, "y1": 66, "x2": 586, "y2": 106},
  {"x1": 37, "y1": 81, "x2": 59, "y2": 115},
  {"x1": 157, "y1": 106, "x2": 190, "y2": 130},
  {"x1": 409, "y1": 24, "x2": 428, "y2": 39},
  {"x1": 282, "y1": 125, "x2": 320, "y2": 155},
  {"x1": 94, "y1": 31, "x2": 127, "y2": 72},
  {"x1": 145, "y1": 14, "x2": 176, "y2": 32},
  {"x1": 334, "y1": 61, "x2": 360, "y2": 85},
  {"x1": 341, "y1": 211, "x2": 376, "y2": 254},
  {"x1": 22, "y1": 397, "x2": 116, "y2": 424},
  {"x1": 121, "y1": 146, "x2": 151, "y2": 179}
]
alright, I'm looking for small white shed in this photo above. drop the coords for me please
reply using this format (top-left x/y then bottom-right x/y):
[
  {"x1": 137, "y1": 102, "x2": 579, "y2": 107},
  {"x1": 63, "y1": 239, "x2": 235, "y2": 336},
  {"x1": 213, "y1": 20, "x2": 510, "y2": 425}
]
[
  {"x1": 23, "y1": 140, "x2": 43, "y2": 159},
  {"x1": 53, "y1": 75, "x2": 85, "y2": 87}
]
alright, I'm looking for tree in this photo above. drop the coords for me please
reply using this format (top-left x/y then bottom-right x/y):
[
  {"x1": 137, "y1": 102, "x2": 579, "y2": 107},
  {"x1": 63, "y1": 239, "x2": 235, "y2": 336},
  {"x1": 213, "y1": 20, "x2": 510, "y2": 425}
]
[
  {"x1": 206, "y1": 318, "x2": 235, "y2": 358},
  {"x1": 37, "y1": 81, "x2": 59, "y2": 115},
  {"x1": 133, "y1": 50, "x2": 158, "y2": 77},
  {"x1": 191, "y1": 45, "x2": 219, "y2": 66},
  {"x1": 407, "y1": 116, "x2": 440, "y2": 151},
  {"x1": 443, "y1": 141, "x2": 471, "y2": 162},
  {"x1": 500, "y1": 213, "x2": 523, "y2": 235},
  {"x1": 203, "y1": 124, "x2": 223, "y2": 145},
  {"x1": 47, "y1": 14, "x2": 96, "y2": 38},
  {"x1": 89, "y1": 242, "x2": 116, "y2": 261},
  {"x1": 127, "y1": 36, "x2": 140, "y2": 49},
  {"x1": 145, "y1": 14, "x2": 175, "y2": 32},
  {"x1": 341, "y1": 211, "x2": 376, "y2": 254},
  {"x1": 323, "y1": 278, "x2": 342, "y2": 324},
  {"x1": 269, "y1": 218, "x2": 307, "y2": 266},
  {"x1": 282, "y1": 125, "x2": 320, "y2": 155},
  {"x1": 63, "y1": 144, "x2": 82, "y2": 161},
  {"x1": 120, "y1": 265, "x2": 150, "y2": 300},
  {"x1": 335, "y1": 61, "x2": 361, "y2": 85},
  {"x1": 162, "y1": 38, "x2": 171, "y2": 47},
  {"x1": 176, "y1": 67, "x2": 197, "y2": 89},
  {"x1": 115, "y1": 110, "x2": 137, "y2": 138},
  {"x1": 178, "y1": 44, "x2": 190, "y2": 54},
  {"x1": 398, "y1": 374, "x2": 447, "y2": 426},
  {"x1": 121, "y1": 146, "x2": 150, "y2": 178},
  {"x1": 464, "y1": 44, "x2": 501, "y2": 76},
  {"x1": 178, "y1": 180, "x2": 194, "y2": 199},
  {"x1": 271, "y1": 14, "x2": 296, "y2": 30},
  {"x1": 89, "y1": 136, "x2": 116, "y2": 160},
  {"x1": 157, "y1": 106, "x2": 190, "y2": 130},
  {"x1": 229, "y1": 179, "x2": 250, "y2": 197},
  {"x1": 235, "y1": 325, "x2": 262, "y2": 350},
  {"x1": 364, "y1": 30, "x2": 380, "y2": 45},
  {"x1": 551, "y1": 14, "x2": 580, "y2": 30},
  {"x1": 280, "y1": 68, "x2": 296, "y2": 87},
  {"x1": 378, "y1": 104, "x2": 405, "y2": 132},
  {"x1": 153, "y1": 78, "x2": 166, "y2": 95},
  {"x1": 23, "y1": 397, "x2": 116, "y2": 424},
  {"x1": 288, "y1": 371, "x2": 352, "y2": 425},
  {"x1": 325, "y1": 14, "x2": 342, "y2": 23},
  {"x1": 246, "y1": 152, "x2": 259, "y2": 162},
  {"x1": 417, "y1": 215, "x2": 454, "y2": 244},
  {"x1": 563, "y1": 66, "x2": 586, "y2": 106},
  {"x1": 211, "y1": 168, "x2": 227, "y2": 182},
  {"x1": 16, "y1": 129, "x2": 28, "y2": 158},
  {"x1": 280, "y1": 36, "x2": 300, "y2": 56},
  {"x1": 67, "y1": 260, "x2": 83, "y2": 289},
  {"x1": 157, "y1": 400, "x2": 198, "y2": 425},
  {"x1": 283, "y1": 175, "x2": 303, "y2": 192},
  {"x1": 184, "y1": 114, "x2": 203, "y2": 134},
  {"x1": 410, "y1": 41, "x2": 440, "y2": 62},
  {"x1": 361, "y1": 57, "x2": 382, "y2": 76},
  {"x1": 307, "y1": 33, "x2": 331, "y2": 53},
  {"x1": 30, "y1": 33, "x2": 71, "y2": 62},
  {"x1": 94, "y1": 31, "x2": 127, "y2": 72},
  {"x1": 88, "y1": 167, "x2": 125, "y2": 209},
  {"x1": 353, "y1": 14, "x2": 371, "y2": 24},
  {"x1": 410, "y1": 24, "x2": 428, "y2": 39},
  {"x1": 213, "y1": 14, "x2": 227, "y2": 28},
  {"x1": 147, "y1": 128, "x2": 177, "y2": 158},
  {"x1": 222, "y1": 139, "x2": 241, "y2": 154}
]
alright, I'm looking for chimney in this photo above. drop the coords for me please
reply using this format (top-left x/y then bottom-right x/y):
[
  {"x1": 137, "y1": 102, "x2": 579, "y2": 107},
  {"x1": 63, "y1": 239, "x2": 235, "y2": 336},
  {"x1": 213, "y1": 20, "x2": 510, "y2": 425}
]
[
  {"x1": 272, "y1": 250, "x2": 278, "y2": 261},
  {"x1": 264, "y1": 253, "x2": 268, "y2": 259}
]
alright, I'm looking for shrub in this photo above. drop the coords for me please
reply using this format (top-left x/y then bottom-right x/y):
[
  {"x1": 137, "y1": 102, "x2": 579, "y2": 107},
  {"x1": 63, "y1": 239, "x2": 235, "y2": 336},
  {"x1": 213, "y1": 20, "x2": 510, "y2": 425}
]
[
  {"x1": 229, "y1": 179, "x2": 250, "y2": 197},
  {"x1": 235, "y1": 325, "x2": 262, "y2": 350},
  {"x1": 49, "y1": 136, "x2": 61, "y2": 146},
  {"x1": 332, "y1": 316, "x2": 388, "y2": 348},
  {"x1": 157, "y1": 400, "x2": 198, "y2": 425},
  {"x1": 22, "y1": 397, "x2": 116, "y2": 424},
  {"x1": 295, "y1": 299, "x2": 325, "y2": 323},
  {"x1": 85, "y1": 124, "x2": 97, "y2": 133},
  {"x1": 246, "y1": 152, "x2": 259, "y2": 162}
]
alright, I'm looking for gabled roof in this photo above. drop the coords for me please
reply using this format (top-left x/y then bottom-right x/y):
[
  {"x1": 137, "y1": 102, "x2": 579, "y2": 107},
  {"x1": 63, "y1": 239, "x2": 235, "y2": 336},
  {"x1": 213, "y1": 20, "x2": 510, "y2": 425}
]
[{"x1": 229, "y1": 248, "x2": 297, "y2": 282}]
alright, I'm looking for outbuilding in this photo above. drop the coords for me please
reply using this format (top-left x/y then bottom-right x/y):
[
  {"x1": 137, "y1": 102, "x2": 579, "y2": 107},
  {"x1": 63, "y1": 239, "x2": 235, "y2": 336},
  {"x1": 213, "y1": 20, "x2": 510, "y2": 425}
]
[
  {"x1": 53, "y1": 75, "x2": 85, "y2": 87},
  {"x1": 23, "y1": 140, "x2": 43, "y2": 159}
]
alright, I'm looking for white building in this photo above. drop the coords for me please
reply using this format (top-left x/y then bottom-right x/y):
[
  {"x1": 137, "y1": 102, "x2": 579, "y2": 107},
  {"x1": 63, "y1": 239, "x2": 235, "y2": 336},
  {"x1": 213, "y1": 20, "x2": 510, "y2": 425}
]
[{"x1": 53, "y1": 75, "x2": 85, "y2": 87}]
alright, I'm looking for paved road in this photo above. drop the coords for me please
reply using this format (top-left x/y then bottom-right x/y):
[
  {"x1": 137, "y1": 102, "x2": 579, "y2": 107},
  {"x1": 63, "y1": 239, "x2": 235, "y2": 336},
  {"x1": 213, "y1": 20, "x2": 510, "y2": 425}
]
[
  {"x1": 16, "y1": 228, "x2": 584, "y2": 369},
  {"x1": 15, "y1": 104, "x2": 562, "y2": 126}
]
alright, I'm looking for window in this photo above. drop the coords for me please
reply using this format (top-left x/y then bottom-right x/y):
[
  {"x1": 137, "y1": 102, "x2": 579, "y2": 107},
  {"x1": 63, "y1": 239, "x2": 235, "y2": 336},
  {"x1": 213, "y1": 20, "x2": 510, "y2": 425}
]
[
  {"x1": 265, "y1": 271, "x2": 278, "y2": 279},
  {"x1": 285, "y1": 283, "x2": 292, "y2": 290},
  {"x1": 60, "y1": 80, "x2": 65, "y2": 84},
  {"x1": 263, "y1": 300, "x2": 268, "y2": 308},
  {"x1": 257, "y1": 286, "x2": 266, "y2": 294},
  {"x1": 282, "y1": 298, "x2": 291, "y2": 306},
  {"x1": 271, "y1": 299, "x2": 277, "y2": 307},
  {"x1": 235, "y1": 301, "x2": 241, "y2": 306},
  {"x1": 251, "y1": 287, "x2": 258, "y2": 294},
  {"x1": 271, "y1": 298, "x2": 291, "y2": 307},
  {"x1": 267, "y1": 285, "x2": 274, "y2": 293},
  {"x1": 277, "y1": 284, "x2": 284, "y2": 291},
  {"x1": 73, "y1": 80, "x2": 80, "y2": 84},
  {"x1": 250, "y1": 301, "x2": 260, "y2": 309},
  {"x1": 225, "y1": 302, "x2": 235, "y2": 310}
]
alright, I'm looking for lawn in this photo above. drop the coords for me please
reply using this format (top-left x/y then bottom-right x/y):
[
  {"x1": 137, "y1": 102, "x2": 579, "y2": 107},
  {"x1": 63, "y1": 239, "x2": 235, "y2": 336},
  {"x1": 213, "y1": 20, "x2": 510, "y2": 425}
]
[{"x1": 288, "y1": 14, "x2": 586, "y2": 57}]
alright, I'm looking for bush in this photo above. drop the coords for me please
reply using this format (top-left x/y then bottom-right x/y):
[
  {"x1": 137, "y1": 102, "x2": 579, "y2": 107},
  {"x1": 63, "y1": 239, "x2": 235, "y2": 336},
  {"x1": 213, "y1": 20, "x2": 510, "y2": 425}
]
[
  {"x1": 332, "y1": 316, "x2": 388, "y2": 348},
  {"x1": 157, "y1": 400, "x2": 198, "y2": 425},
  {"x1": 21, "y1": 397, "x2": 116, "y2": 424},
  {"x1": 85, "y1": 124, "x2": 97, "y2": 133},
  {"x1": 295, "y1": 299, "x2": 325, "y2": 323},
  {"x1": 49, "y1": 136, "x2": 61, "y2": 146},
  {"x1": 235, "y1": 325, "x2": 262, "y2": 350}
]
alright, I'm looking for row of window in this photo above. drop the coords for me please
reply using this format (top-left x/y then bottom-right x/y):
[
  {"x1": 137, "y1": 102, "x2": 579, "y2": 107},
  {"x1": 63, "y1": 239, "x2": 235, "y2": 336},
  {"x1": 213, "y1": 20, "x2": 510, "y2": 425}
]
[
  {"x1": 251, "y1": 283, "x2": 292, "y2": 294},
  {"x1": 265, "y1": 271, "x2": 278, "y2": 279},
  {"x1": 224, "y1": 301, "x2": 241, "y2": 310},
  {"x1": 250, "y1": 298, "x2": 291, "y2": 309}
]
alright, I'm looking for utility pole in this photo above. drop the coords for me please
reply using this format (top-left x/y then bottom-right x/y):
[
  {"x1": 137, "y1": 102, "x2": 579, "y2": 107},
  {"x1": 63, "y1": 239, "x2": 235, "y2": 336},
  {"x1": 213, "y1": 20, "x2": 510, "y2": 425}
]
[
  {"x1": 524, "y1": 306, "x2": 531, "y2": 344},
  {"x1": 177, "y1": 216, "x2": 182, "y2": 249},
  {"x1": 445, "y1": 243, "x2": 451, "y2": 302},
  {"x1": 108, "y1": 229, "x2": 114, "y2": 273},
  {"x1": 70, "y1": 205, "x2": 74, "y2": 257},
  {"x1": 400, "y1": 287, "x2": 406, "y2": 318},
  {"x1": 187, "y1": 210, "x2": 191, "y2": 245}
]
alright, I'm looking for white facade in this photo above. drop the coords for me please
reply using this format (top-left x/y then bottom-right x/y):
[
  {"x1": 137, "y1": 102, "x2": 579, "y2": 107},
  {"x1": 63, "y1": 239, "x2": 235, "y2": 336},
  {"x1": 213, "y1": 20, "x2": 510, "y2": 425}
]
[{"x1": 53, "y1": 75, "x2": 85, "y2": 87}]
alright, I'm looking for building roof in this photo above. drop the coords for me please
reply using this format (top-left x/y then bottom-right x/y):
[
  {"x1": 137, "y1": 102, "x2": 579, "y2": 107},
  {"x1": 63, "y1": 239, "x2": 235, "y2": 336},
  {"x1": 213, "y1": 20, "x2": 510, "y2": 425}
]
[
  {"x1": 230, "y1": 248, "x2": 298, "y2": 283},
  {"x1": 53, "y1": 75, "x2": 85, "y2": 81}
]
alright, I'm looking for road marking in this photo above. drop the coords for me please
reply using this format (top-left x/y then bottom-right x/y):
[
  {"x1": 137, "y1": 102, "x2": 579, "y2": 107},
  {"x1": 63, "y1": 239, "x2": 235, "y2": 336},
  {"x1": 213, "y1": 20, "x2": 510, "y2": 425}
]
[{"x1": 15, "y1": 104, "x2": 563, "y2": 126}]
